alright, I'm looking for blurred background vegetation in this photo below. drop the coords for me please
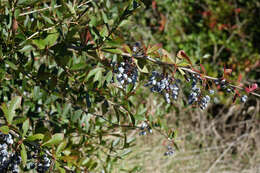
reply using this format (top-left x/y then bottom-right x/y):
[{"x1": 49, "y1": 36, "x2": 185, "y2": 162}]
[
  {"x1": 118, "y1": 0, "x2": 260, "y2": 172},
  {"x1": 0, "y1": 0, "x2": 259, "y2": 172}
]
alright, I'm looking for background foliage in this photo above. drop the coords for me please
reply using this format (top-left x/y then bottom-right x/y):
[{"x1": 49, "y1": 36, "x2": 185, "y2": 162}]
[{"x1": 0, "y1": 0, "x2": 259, "y2": 172}]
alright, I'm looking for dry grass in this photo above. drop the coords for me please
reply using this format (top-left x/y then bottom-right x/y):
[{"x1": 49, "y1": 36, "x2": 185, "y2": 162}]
[{"x1": 116, "y1": 95, "x2": 260, "y2": 173}]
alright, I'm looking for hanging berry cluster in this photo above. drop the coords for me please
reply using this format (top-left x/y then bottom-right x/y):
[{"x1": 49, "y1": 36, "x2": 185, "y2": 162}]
[
  {"x1": 108, "y1": 42, "x2": 256, "y2": 110},
  {"x1": 139, "y1": 122, "x2": 152, "y2": 136},
  {"x1": 0, "y1": 132, "x2": 52, "y2": 173},
  {"x1": 0, "y1": 132, "x2": 20, "y2": 173},
  {"x1": 35, "y1": 154, "x2": 51, "y2": 173},
  {"x1": 186, "y1": 73, "x2": 211, "y2": 109},
  {"x1": 164, "y1": 145, "x2": 175, "y2": 156},
  {"x1": 145, "y1": 71, "x2": 180, "y2": 104},
  {"x1": 111, "y1": 57, "x2": 138, "y2": 88}
]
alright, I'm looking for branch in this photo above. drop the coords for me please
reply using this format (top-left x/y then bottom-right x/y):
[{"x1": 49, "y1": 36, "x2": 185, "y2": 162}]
[
  {"x1": 25, "y1": 26, "x2": 55, "y2": 40},
  {"x1": 67, "y1": 45, "x2": 259, "y2": 97},
  {"x1": 118, "y1": 52, "x2": 260, "y2": 98}
]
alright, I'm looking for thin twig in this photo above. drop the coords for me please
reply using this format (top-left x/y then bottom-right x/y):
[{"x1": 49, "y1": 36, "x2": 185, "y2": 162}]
[
  {"x1": 19, "y1": 5, "x2": 62, "y2": 16},
  {"x1": 19, "y1": 1, "x2": 92, "y2": 17},
  {"x1": 26, "y1": 26, "x2": 55, "y2": 40}
]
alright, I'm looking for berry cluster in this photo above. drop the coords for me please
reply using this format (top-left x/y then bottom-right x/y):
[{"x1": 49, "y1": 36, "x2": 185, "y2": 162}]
[
  {"x1": 199, "y1": 95, "x2": 211, "y2": 110},
  {"x1": 36, "y1": 154, "x2": 51, "y2": 173},
  {"x1": 24, "y1": 148, "x2": 52, "y2": 173},
  {"x1": 145, "y1": 71, "x2": 180, "y2": 103},
  {"x1": 132, "y1": 42, "x2": 143, "y2": 56},
  {"x1": 0, "y1": 132, "x2": 52, "y2": 173},
  {"x1": 112, "y1": 58, "x2": 138, "y2": 88},
  {"x1": 186, "y1": 73, "x2": 212, "y2": 109},
  {"x1": 139, "y1": 122, "x2": 152, "y2": 136},
  {"x1": 0, "y1": 133, "x2": 13, "y2": 145},
  {"x1": 214, "y1": 79, "x2": 250, "y2": 103},
  {"x1": 188, "y1": 86, "x2": 200, "y2": 105},
  {"x1": 164, "y1": 146, "x2": 174, "y2": 156},
  {"x1": 0, "y1": 132, "x2": 20, "y2": 173}
]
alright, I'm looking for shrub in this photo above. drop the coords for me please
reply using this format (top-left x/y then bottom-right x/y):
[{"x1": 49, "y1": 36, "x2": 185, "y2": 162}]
[{"x1": 0, "y1": 0, "x2": 259, "y2": 172}]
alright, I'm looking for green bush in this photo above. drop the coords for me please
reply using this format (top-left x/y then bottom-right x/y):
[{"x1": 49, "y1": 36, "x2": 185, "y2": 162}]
[{"x1": 0, "y1": 0, "x2": 259, "y2": 172}]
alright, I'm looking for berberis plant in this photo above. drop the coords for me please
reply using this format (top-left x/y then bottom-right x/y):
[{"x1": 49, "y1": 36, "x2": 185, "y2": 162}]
[{"x1": 0, "y1": 0, "x2": 259, "y2": 172}]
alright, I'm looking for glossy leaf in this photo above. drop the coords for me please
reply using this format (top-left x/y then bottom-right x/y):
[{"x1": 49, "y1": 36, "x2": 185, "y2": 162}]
[
  {"x1": 86, "y1": 67, "x2": 104, "y2": 81},
  {"x1": 21, "y1": 143, "x2": 27, "y2": 166},
  {"x1": 25, "y1": 134, "x2": 44, "y2": 141},
  {"x1": 0, "y1": 126, "x2": 9, "y2": 134},
  {"x1": 147, "y1": 43, "x2": 162, "y2": 54},
  {"x1": 42, "y1": 133, "x2": 64, "y2": 147},
  {"x1": 22, "y1": 119, "x2": 29, "y2": 137},
  {"x1": 1, "y1": 96, "x2": 22, "y2": 124}
]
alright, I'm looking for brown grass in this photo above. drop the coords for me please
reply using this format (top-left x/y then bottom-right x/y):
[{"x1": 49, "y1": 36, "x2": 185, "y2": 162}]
[{"x1": 116, "y1": 95, "x2": 260, "y2": 173}]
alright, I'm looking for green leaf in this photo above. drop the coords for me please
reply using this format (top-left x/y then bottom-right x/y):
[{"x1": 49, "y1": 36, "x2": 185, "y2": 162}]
[
  {"x1": 5, "y1": 60, "x2": 18, "y2": 70},
  {"x1": 55, "y1": 161, "x2": 66, "y2": 173},
  {"x1": 161, "y1": 49, "x2": 175, "y2": 64},
  {"x1": 56, "y1": 141, "x2": 67, "y2": 156},
  {"x1": 1, "y1": 104, "x2": 8, "y2": 123},
  {"x1": 42, "y1": 15, "x2": 54, "y2": 25},
  {"x1": 86, "y1": 67, "x2": 104, "y2": 81},
  {"x1": 9, "y1": 96, "x2": 22, "y2": 116},
  {"x1": 33, "y1": 86, "x2": 42, "y2": 100},
  {"x1": 42, "y1": 133, "x2": 64, "y2": 147},
  {"x1": 1, "y1": 96, "x2": 22, "y2": 124},
  {"x1": 25, "y1": 134, "x2": 44, "y2": 141},
  {"x1": 105, "y1": 71, "x2": 113, "y2": 83},
  {"x1": 133, "y1": 59, "x2": 148, "y2": 73},
  {"x1": 44, "y1": 32, "x2": 59, "y2": 47},
  {"x1": 19, "y1": 45, "x2": 33, "y2": 52},
  {"x1": 61, "y1": 103, "x2": 71, "y2": 118},
  {"x1": 134, "y1": 114, "x2": 146, "y2": 121},
  {"x1": 21, "y1": 143, "x2": 27, "y2": 166},
  {"x1": 0, "y1": 126, "x2": 9, "y2": 134},
  {"x1": 71, "y1": 63, "x2": 87, "y2": 70},
  {"x1": 65, "y1": 2, "x2": 76, "y2": 17},
  {"x1": 123, "y1": 44, "x2": 132, "y2": 55},
  {"x1": 32, "y1": 31, "x2": 59, "y2": 50},
  {"x1": 22, "y1": 119, "x2": 29, "y2": 137},
  {"x1": 177, "y1": 61, "x2": 191, "y2": 67},
  {"x1": 12, "y1": 117, "x2": 27, "y2": 126},
  {"x1": 100, "y1": 26, "x2": 109, "y2": 37},
  {"x1": 94, "y1": 70, "x2": 102, "y2": 83},
  {"x1": 121, "y1": 149, "x2": 132, "y2": 157},
  {"x1": 137, "y1": 64, "x2": 148, "y2": 73},
  {"x1": 32, "y1": 39, "x2": 46, "y2": 50},
  {"x1": 101, "y1": 10, "x2": 108, "y2": 23},
  {"x1": 162, "y1": 55, "x2": 175, "y2": 64},
  {"x1": 147, "y1": 44, "x2": 161, "y2": 54},
  {"x1": 178, "y1": 68, "x2": 186, "y2": 76}
]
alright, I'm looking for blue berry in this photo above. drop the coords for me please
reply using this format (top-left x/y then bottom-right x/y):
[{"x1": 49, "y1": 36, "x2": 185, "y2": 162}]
[
  {"x1": 145, "y1": 72, "x2": 180, "y2": 103},
  {"x1": 164, "y1": 146, "x2": 174, "y2": 156},
  {"x1": 209, "y1": 90, "x2": 214, "y2": 95},
  {"x1": 112, "y1": 59, "x2": 138, "y2": 88},
  {"x1": 139, "y1": 131, "x2": 146, "y2": 136},
  {"x1": 240, "y1": 95, "x2": 247, "y2": 103}
]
